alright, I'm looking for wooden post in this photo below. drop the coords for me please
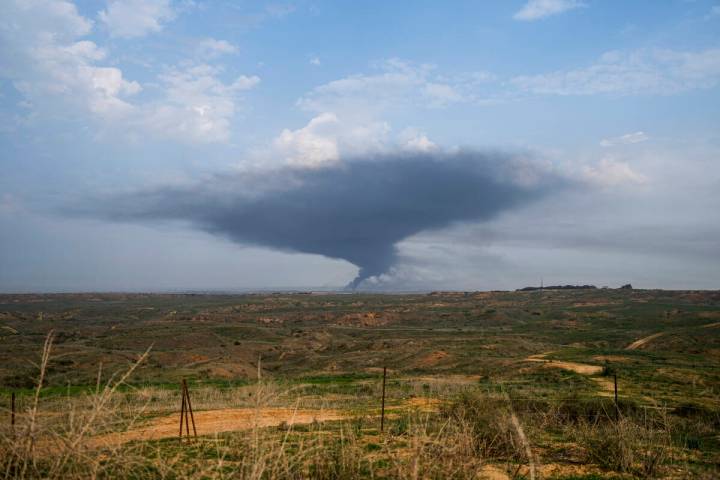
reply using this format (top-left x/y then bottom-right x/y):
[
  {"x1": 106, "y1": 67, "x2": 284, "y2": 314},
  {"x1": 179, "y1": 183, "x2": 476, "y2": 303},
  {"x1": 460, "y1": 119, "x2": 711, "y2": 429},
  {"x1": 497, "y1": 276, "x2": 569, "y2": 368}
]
[
  {"x1": 184, "y1": 393, "x2": 190, "y2": 438},
  {"x1": 614, "y1": 373, "x2": 619, "y2": 421},
  {"x1": 179, "y1": 383, "x2": 186, "y2": 441},
  {"x1": 380, "y1": 366, "x2": 387, "y2": 433},
  {"x1": 183, "y1": 379, "x2": 197, "y2": 438},
  {"x1": 11, "y1": 392, "x2": 15, "y2": 432}
]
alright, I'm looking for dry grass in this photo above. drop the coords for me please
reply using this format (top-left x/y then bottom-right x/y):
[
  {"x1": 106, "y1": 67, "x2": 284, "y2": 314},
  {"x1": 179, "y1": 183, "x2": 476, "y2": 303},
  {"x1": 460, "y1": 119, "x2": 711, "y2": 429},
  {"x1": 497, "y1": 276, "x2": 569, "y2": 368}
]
[
  {"x1": 0, "y1": 333, "x2": 502, "y2": 479},
  {"x1": 570, "y1": 415, "x2": 671, "y2": 477},
  {"x1": 2, "y1": 333, "x2": 715, "y2": 479}
]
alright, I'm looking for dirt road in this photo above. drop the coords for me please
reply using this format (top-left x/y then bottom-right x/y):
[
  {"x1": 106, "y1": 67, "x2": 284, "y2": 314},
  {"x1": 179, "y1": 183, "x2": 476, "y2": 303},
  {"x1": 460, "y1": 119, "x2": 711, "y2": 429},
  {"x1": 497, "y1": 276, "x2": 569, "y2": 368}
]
[
  {"x1": 525, "y1": 353, "x2": 614, "y2": 395},
  {"x1": 91, "y1": 407, "x2": 344, "y2": 448},
  {"x1": 625, "y1": 332, "x2": 665, "y2": 350},
  {"x1": 526, "y1": 353, "x2": 602, "y2": 375}
]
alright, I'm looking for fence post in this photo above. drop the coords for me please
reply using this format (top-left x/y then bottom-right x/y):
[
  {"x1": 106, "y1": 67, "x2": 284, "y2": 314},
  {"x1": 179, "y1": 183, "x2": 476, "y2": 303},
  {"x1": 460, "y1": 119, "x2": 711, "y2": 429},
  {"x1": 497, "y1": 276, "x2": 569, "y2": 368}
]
[
  {"x1": 614, "y1": 373, "x2": 619, "y2": 421},
  {"x1": 183, "y1": 379, "x2": 197, "y2": 438},
  {"x1": 179, "y1": 382, "x2": 186, "y2": 441},
  {"x1": 184, "y1": 394, "x2": 190, "y2": 439},
  {"x1": 380, "y1": 366, "x2": 387, "y2": 433},
  {"x1": 11, "y1": 391, "x2": 15, "y2": 433}
]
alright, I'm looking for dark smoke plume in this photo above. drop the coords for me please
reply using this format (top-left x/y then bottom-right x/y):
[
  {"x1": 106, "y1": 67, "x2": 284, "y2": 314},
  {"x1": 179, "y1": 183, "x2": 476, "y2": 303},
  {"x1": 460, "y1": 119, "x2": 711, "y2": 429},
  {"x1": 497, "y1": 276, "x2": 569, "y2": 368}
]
[{"x1": 80, "y1": 151, "x2": 566, "y2": 288}]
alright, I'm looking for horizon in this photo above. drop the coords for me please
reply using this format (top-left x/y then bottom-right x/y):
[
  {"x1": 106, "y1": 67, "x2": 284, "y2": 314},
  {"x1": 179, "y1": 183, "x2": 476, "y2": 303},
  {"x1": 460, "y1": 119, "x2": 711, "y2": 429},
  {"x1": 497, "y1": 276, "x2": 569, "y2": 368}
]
[{"x1": 2, "y1": 283, "x2": 715, "y2": 296}]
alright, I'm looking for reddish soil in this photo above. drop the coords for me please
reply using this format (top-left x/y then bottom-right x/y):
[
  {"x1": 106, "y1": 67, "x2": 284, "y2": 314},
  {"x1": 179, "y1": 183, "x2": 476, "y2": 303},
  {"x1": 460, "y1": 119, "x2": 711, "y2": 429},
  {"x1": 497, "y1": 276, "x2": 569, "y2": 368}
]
[{"x1": 91, "y1": 407, "x2": 344, "y2": 448}]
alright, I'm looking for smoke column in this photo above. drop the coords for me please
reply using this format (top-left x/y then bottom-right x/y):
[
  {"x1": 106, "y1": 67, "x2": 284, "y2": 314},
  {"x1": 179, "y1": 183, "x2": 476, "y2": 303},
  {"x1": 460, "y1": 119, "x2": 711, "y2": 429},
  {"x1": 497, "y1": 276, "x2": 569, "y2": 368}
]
[{"x1": 80, "y1": 150, "x2": 565, "y2": 288}]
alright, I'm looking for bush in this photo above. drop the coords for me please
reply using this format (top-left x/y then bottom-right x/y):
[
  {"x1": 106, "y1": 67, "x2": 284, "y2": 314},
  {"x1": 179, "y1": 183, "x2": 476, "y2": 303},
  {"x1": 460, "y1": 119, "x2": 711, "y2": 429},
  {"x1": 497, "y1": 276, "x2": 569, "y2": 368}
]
[
  {"x1": 441, "y1": 393, "x2": 522, "y2": 460},
  {"x1": 571, "y1": 416, "x2": 670, "y2": 477}
]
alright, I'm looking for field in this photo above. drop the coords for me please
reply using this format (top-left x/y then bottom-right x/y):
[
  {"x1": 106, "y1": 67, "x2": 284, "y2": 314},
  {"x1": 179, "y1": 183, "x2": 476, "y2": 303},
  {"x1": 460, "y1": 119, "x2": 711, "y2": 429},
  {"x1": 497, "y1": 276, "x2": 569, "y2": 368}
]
[{"x1": 1, "y1": 289, "x2": 719, "y2": 479}]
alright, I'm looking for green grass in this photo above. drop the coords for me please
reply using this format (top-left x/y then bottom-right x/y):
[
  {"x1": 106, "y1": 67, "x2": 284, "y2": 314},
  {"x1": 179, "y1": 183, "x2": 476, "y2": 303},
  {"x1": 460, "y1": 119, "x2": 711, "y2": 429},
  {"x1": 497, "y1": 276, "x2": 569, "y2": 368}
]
[{"x1": 294, "y1": 372, "x2": 378, "y2": 385}]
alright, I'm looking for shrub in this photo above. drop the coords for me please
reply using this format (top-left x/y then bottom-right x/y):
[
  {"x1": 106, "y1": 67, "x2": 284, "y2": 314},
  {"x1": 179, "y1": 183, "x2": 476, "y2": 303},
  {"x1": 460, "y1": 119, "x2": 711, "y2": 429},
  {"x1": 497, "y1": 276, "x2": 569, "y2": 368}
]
[
  {"x1": 441, "y1": 393, "x2": 522, "y2": 460},
  {"x1": 571, "y1": 416, "x2": 670, "y2": 477}
]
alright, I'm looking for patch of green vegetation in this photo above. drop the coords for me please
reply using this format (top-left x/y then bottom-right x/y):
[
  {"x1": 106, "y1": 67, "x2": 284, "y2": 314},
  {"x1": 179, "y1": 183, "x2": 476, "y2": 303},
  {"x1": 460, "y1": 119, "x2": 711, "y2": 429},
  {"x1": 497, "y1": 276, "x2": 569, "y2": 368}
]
[{"x1": 294, "y1": 372, "x2": 377, "y2": 384}]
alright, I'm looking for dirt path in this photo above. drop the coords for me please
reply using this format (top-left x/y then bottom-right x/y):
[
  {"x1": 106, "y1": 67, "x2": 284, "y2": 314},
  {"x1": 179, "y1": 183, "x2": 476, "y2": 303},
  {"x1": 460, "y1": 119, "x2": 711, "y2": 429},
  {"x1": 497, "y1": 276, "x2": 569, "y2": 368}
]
[
  {"x1": 624, "y1": 322, "x2": 720, "y2": 350},
  {"x1": 526, "y1": 324, "x2": 715, "y2": 396},
  {"x1": 625, "y1": 332, "x2": 665, "y2": 350},
  {"x1": 526, "y1": 353, "x2": 602, "y2": 375},
  {"x1": 479, "y1": 465, "x2": 511, "y2": 480},
  {"x1": 91, "y1": 396, "x2": 442, "y2": 448},
  {"x1": 528, "y1": 324, "x2": 716, "y2": 397},
  {"x1": 526, "y1": 353, "x2": 614, "y2": 396},
  {"x1": 91, "y1": 407, "x2": 344, "y2": 448}
]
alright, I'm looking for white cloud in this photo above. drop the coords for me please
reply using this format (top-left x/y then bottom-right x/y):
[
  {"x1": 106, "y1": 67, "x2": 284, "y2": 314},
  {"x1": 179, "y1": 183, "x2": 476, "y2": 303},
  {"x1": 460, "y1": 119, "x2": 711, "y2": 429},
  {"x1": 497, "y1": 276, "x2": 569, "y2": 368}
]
[
  {"x1": 511, "y1": 48, "x2": 720, "y2": 96},
  {"x1": 582, "y1": 157, "x2": 648, "y2": 187},
  {"x1": 423, "y1": 82, "x2": 463, "y2": 103},
  {"x1": 270, "y1": 113, "x2": 442, "y2": 168},
  {"x1": 0, "y1": 0, "x2": 140, "y2": 119},
  {"x1": 309, "y1": 56, "x2": 321, "y2": 66},
  {"x1": 296, "y1": 47, "x2": 720, "y2": 121},
  {"x1": 231, "y1": 75, "x2": 261, "y2": 90},
  {"x1": 600, "y1": 131, "x2": 649, "y2": 147},
  {"x1": 297, "y1": 59, "x2": 472, "y2": 114},
  {"x1": 0, "y1": 1, "x2": 260, "y2": 144},
  {"x1": 273, "y1": 113, "x2": 393, "y2": 167},
  {"x1": 275, "y1": 113, "x2": 341, "y2": 167},
  {"x1": 99, "y1": 0, "x2": 175, "y2": 38},
  {"x1": 399, "y1": 128, "x2": 437, "y2": 152},
  {"x1": 142, "y1": 64, "x2": 260, "y2": 143},
  {"x1": 513, "y1": 0, "x2": 585, "y2": 21},
  {"x1": 196, "y1": 38, "x2": 238, "y2": 57}
]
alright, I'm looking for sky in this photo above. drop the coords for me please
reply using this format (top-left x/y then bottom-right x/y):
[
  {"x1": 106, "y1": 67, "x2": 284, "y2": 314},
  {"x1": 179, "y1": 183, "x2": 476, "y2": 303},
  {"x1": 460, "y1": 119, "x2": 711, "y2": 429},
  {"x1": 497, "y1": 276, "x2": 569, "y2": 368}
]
[{"x1": 0, "y1": 0, "x2": 719, "y2": 292}]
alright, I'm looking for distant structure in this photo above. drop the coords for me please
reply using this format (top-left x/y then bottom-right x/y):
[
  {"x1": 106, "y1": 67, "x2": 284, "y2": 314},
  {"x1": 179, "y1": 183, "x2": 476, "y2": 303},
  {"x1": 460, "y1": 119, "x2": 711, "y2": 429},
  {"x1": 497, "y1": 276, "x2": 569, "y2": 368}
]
[
  {"x1": 620, "y1": 283, "x2": 633, "y2": 290},
  {"x1": 517, "y1": 284, "x2": 596, "y2": 292}
]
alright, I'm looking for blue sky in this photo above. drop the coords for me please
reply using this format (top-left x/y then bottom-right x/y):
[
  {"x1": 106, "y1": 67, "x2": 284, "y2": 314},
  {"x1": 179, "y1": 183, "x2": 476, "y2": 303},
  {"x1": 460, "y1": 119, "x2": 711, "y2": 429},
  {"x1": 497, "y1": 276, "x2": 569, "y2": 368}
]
[{"x1": 1, "y1": 0, "x2": 719, "y2": 291}]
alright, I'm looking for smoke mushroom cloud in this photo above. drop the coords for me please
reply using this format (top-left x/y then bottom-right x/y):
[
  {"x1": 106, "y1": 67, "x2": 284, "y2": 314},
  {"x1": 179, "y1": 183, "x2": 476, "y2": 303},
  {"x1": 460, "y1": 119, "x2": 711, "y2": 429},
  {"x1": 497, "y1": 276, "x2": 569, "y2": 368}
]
[{"x1": 79, "y1": 151, "x2": 567, "y2": 288}]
